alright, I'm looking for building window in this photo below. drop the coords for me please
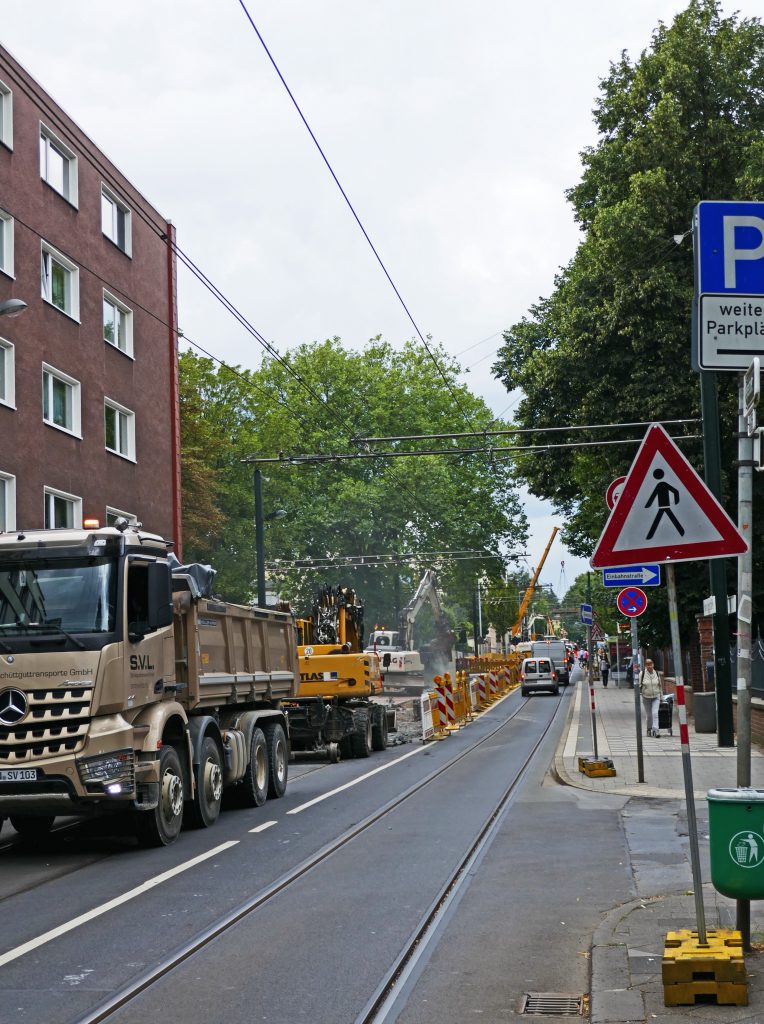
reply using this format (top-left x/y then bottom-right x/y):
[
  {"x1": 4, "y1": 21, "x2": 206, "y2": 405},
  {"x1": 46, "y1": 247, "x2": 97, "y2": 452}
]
[
  {"x1": 39, "y1": 124, "x2": 78, "y2": 205},
  {"x1": 101, "y1": 186, "x2": 131, "y2": 255},
  {"x1": 104, "y1": 399, "x2": 136, "y2": 461},
  {"x1": 41, "y1": 241, "x2": 80, "y2": 319},
  {"x1": 103, "y1": 291, "x2": 133, "y2": 356},
  {"x1": 0, "y1": 80, "x2": 12, "y2": 150},
  {"x1": 0, "y1": 337, "x2": 15, "y2": 408},
  {"x1": 0, "y1": 473, "x2": 15, "y2": 532},
  {"x1": 106, "y1": 506, "x2": 138, "y2": 527},
  {"x1": 42, "y1": 364, "x2": 81, "y2": 437},
  {"x1": 44, "y1": 486, "x2": 82, "y2": 529},
  {"x1": 0, "y1": 209, "x2": 14, "y2": 278}
]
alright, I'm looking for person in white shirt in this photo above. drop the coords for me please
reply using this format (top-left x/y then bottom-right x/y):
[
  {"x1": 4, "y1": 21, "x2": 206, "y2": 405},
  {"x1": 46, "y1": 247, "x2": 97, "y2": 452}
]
[{"x1": 639, "y1": 659, "x2": 662, "y2": 737}]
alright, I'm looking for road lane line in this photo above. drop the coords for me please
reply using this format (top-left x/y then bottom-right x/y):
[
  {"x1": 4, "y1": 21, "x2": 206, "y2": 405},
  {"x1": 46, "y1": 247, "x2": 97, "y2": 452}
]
[
  {"x1": 563, "y1": 682, "x2": 583, "y2": 759},
  {"x1": 287, "y1": 746, "x2": 427, "y2": 815},
  {"x1": 249, "y1": 820, "x2": 277, "y2": 833},
  {"x1": 0, "y1": 840, "x2": 239, "y2": 968}
]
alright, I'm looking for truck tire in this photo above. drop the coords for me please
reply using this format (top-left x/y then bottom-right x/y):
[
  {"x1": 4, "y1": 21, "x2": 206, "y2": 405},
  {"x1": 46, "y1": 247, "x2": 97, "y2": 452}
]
[
  {"x1": 239, "y1": 727, "x2": 269, "y2": 807},
  {"x1": 10, "y1": 814, "x2": 54, "y2": 840},
  {"x1": 186, "y1": 735, "x2": 224, "y2": 829},
  {"x1": 371, "y1": 705, "x2": 388, "y2": 751},
  {"x1": 265, "y1": 722, "x2": 288, "y2": 799},
  {"x1": 134, "y1": 745, "x2": 184, "y2": 847},
  {"x1": 351, "y1": 709, "x2": 373, "y2": 759}
]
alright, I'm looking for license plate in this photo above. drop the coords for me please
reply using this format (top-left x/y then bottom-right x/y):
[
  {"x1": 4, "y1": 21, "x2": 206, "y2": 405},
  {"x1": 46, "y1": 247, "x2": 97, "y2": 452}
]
[{"x1": 0, "y1": 769, "x2": 38, "y2": 782}]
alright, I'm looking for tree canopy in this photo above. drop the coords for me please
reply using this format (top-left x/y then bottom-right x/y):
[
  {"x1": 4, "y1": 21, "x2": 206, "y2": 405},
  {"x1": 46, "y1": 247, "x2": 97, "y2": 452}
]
[
  {"x1": 180, "y1": 338, "x2": 527, "y2": 632},
  {"x1": 493, "y1": 0, "x2": 764, "y2": 644}
]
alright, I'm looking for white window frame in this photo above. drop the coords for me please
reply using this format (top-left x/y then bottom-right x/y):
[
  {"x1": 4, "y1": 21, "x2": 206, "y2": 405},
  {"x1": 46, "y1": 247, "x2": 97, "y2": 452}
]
[
  {"x1": 43, "y1": 486, "x2": 82, "y2": 530},
  {"x1": 0, "y1": 208, "x2": 14, "y2": 278},
  {"x1": 101, "y1": 185, "x2": 132, "y2": 256},
  {"x1": 0, "y1": 336, "x2": 15, "y2": 409},
  {"x1": 0, "y1": 472, "x2": 16, "y2": 533},
  {"x1": 39, "y1": 122, "x2": 78, "y2": 206},
  {"x1": 102, "y1": 289, "x2": 134, "y2": 357},
  {"x1": 106, "y1": 506, "x2": 138, "y2": 527},
  {"x1": 0, "y1": 80, "x2": 13, "y2": 150},
  {"x1": 42, "y1": 362, "x2": 82, "y2": 438},
  {"x1": 104, "y1": 397, "x2": 136, "y2": 462},
  {"x1": 41, "y1": 240, "x2": 80, "y2": 320}
]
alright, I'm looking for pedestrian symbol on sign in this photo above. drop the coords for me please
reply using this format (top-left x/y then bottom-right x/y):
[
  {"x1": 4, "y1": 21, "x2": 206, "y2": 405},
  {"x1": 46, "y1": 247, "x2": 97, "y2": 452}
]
[{"x1": 646, "y1": 469, "x2": 685, "y2": 540}]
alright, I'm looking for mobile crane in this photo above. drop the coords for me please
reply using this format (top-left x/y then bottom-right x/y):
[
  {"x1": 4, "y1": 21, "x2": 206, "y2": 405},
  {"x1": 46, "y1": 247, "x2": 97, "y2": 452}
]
[{"x1": 510, "y1": 527, "x2": 559, "y2": 644}]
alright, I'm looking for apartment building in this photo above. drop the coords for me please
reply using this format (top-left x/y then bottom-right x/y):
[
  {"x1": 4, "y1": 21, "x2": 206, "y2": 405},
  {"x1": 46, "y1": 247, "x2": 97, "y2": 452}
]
[{"x1": 0, "y1": 43, "x2": 181, "y2": 548}]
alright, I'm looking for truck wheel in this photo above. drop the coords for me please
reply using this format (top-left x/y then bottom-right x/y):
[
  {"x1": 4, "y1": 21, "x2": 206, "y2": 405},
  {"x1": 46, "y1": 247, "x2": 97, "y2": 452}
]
[
  {"x1": 351, "y1": 709, "x2": 373, "y2": 759},
  {"x1": 9, "y1": 814, "x2": 54, "y2": 839},
  {"x1": 265, "y1": 722, "x2": 288, "y2": 799},
  {"x1": 371, "y1": 705, "x2": 388, "y2": 751},
  {"x1": 239, "y1": 727, "x2": 269, "y2": 807},
  {"x1": 186, "y1": 736, "x2": 224, "y2": 829},
  {"x1": 135, "y1": 745, "x2": 184, "y2": 847},
  {"x1": 327, "y1": 742, "x2": 340, "y2": 763}
]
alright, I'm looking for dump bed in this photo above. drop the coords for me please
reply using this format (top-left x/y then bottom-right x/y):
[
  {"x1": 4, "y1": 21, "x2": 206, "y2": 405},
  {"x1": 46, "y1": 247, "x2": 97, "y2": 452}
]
[{"x1": 173, "y1": 591, "x2": 299, "y2": 709}]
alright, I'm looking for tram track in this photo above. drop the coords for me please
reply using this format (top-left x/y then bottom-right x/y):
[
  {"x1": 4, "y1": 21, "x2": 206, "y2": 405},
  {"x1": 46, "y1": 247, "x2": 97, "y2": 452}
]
[{"x1": 67, "y1": 689, "x2": 565, "y2": 1024}]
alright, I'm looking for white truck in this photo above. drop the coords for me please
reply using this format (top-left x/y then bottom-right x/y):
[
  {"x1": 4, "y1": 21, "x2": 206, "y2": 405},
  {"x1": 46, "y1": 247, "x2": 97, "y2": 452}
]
[
  {"x1": 0, "y1": 522, "x2": 298, "y2": 846},
  {"x1": 530, "y1": 637, "x2": 570, "y2": 685}
]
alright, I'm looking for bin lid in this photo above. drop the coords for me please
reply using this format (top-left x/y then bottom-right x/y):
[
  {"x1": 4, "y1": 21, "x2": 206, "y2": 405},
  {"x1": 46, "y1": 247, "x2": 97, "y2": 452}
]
[{"x1": 707, "y1": 787, "x2": 764, "y2": 802}]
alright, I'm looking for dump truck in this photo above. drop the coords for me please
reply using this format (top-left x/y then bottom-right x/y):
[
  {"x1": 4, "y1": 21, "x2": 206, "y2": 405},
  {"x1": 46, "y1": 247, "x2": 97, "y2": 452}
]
[
  {"x1": 0, "y1": 522, "x2": 297, "y2": 846},
  {"x1": 286, "y1": 585, "x2": 392, "y2": 762}
]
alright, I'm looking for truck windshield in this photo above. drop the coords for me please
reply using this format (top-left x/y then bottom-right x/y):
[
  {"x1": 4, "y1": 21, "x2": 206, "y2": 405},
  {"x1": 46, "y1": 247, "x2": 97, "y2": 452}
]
[{"x1": 0, "y1": 556, "x2": 117, "y2": 635}]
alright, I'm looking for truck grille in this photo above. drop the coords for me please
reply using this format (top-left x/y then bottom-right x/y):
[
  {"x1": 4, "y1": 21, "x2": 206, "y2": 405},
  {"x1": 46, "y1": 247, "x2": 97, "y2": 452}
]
[{"x1": 0, "y1": 687, "x2": 93, "y2": 764}]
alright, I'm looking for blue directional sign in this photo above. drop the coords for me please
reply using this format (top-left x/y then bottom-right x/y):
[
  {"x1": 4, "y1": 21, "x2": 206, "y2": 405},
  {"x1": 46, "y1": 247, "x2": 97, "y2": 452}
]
[
  {"x1": 580, "y1": 603, "x2": 593, "y2": 626},
  {"x1": 695, "y1": 201, "x2": 764, "y2": 371},
  {"x1": 602, "y1": 565, "x2": 661, "y2": 588}
]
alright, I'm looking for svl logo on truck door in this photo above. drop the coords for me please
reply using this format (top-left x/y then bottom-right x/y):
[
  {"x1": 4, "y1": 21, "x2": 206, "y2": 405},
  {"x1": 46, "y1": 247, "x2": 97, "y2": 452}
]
[{"x1": 130, "y1": 654, "x2": 155, "y2": 672}]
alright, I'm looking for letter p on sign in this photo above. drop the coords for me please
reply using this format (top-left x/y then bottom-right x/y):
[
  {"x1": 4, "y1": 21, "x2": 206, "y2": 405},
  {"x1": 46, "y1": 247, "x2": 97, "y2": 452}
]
[{"x1": 724, "y1": 216, "x2": 764, "y2": 287}]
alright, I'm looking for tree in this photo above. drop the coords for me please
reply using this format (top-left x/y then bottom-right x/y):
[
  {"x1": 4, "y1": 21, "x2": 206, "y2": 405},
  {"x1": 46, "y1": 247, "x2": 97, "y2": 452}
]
[
  {"x1": 492, "y1": 0, "x2": 764, "y2": 644},
  {"x1": 179, "y1": 339, "x2": 527, "y2": 629}
]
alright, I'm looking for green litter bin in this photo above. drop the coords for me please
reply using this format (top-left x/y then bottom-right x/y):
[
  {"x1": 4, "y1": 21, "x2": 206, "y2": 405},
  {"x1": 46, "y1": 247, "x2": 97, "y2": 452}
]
[{"x1": 707, "y1": 788, "x2": 764, "y2": 899}]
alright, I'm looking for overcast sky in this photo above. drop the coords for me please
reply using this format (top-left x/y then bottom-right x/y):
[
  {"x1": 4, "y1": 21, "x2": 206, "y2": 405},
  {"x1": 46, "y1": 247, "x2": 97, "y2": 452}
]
[{"x1": 2, "y1": 0, "x2": 748, "y2": 597}]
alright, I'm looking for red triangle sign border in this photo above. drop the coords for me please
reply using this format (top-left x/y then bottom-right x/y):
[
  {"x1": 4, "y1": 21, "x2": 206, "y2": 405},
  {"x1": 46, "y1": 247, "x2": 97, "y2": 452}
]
[{"x1": 591, "y1": 424, "x2": 747, "y2": 568}]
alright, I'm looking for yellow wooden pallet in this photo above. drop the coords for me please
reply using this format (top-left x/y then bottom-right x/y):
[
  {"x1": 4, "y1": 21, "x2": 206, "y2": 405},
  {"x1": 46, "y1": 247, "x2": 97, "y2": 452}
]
[{"x1": 663, "y1": 930, "x2": 747, "y2": 1006}]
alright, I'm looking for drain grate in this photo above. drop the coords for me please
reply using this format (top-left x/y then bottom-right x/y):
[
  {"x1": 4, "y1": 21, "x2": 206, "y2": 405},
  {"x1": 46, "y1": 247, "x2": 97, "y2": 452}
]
[{"x1": 521, "y1": 992, "x2": 583, "y2": 1016}]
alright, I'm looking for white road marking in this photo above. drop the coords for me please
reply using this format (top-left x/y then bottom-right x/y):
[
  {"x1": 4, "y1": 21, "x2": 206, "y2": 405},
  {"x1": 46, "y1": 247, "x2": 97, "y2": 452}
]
[
  {"x1": 249, "y1": 820, "x2": 277, "y2": 833},
  {"x1": 287, "y1": 746, "x2": 428, "y2": 815},
  {"x1": 0, "y1": 840, "x2": 240, "y2": 968},
  {"x1": 563, "y1": 682, "x2": 583, "y2": 759}
]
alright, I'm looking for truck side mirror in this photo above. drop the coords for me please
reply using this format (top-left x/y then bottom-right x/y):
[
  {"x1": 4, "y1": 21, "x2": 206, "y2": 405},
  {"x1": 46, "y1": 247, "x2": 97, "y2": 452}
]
[
  {"x1": 383, "y1": 653, "x2": 391, "y2": 668},
  {"x1": 147, "y1": 563, "x2": 173, "y2": 630}
]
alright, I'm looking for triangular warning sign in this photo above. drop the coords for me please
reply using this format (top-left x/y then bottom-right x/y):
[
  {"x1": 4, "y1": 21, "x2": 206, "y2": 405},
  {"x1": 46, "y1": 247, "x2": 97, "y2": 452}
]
[{"x1": 591, "y1": 424, "x2": 747, "y2": 568}]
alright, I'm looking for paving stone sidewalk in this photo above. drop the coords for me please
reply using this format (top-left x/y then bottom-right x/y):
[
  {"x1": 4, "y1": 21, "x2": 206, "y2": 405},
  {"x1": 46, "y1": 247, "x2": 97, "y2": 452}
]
[{"x1": 555, "y1": 677, "x2": 764, "y2": 1022}]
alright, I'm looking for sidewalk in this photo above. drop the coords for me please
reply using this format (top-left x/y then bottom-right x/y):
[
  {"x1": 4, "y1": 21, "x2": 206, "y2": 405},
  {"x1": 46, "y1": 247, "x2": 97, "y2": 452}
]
[{"x1": 555, "y1": 674, "x2": 764, "y2": 1022}]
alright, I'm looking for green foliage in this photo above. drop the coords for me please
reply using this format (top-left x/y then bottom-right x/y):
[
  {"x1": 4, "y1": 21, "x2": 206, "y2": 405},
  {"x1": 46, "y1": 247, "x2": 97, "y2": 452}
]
[
  {"x1": 179, "y1": 339, "x2": 527, "y2": 628},
  {"x1": 493, "y1": 0, "x2": 764, "y2": 644}
]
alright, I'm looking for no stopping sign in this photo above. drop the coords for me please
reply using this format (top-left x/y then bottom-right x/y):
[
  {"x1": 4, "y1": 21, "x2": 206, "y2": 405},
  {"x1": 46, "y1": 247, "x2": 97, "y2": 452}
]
[{"x1": 616, "y1": 587, "x2": 648, "y2": 617}]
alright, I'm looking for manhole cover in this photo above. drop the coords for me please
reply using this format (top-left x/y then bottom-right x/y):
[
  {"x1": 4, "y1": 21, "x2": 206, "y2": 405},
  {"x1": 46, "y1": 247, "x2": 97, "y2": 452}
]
[{"x1": 521, "y1": 992, "x2": 583, "y2": 1016}]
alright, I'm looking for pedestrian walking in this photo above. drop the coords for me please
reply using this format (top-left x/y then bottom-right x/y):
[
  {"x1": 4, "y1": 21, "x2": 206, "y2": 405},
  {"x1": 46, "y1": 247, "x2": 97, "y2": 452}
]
[
  {"x1": 639, "y1": 658, "x2": 662, "y2": 737},
  {"x1": 599, "y1": 654, "x2": 610, "y2": 687}
]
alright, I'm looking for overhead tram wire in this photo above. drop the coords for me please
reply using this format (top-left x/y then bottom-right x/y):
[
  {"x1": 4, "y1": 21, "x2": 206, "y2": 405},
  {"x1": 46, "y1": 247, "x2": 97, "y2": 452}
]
[
  {"x1": 351, "y1": 418, "x2": 700, "y2": 444},
  {"x1": 234, "y1": 0, "x2": 493, "y2": 447}
]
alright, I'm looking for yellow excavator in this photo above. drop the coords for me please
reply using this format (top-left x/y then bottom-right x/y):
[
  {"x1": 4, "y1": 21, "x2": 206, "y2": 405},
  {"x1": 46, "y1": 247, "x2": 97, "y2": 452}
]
[
  {"x1": 285, "y1": 585, "x2": 394, "y2": 762},
  {"x1": 510, "y1": 527, "x2": 559, "y2": 643}
]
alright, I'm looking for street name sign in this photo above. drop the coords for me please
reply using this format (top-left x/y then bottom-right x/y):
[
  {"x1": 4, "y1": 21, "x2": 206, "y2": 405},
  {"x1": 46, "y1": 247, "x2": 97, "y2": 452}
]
[
  {"x1": 580, "y1": 603, "x2": 593, "y2": 626},
  {"x1": 602, "y1": 565, "x2": 661, "y2": 588},
  {"x1": 591, "y1": 424, "x2": 748, "y2": 568},
  {"x1": 695, "y1": 201, "x2": 764, "y2": 371},
  {"x1": 616, "y1": 587, "x2": 648, "y2": 617}
]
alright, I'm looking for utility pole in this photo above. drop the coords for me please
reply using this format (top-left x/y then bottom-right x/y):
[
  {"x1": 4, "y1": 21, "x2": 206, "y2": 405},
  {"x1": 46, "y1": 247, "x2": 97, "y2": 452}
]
[{"x1": 254, "y1": 468, "x2": 266, "y2": 608}]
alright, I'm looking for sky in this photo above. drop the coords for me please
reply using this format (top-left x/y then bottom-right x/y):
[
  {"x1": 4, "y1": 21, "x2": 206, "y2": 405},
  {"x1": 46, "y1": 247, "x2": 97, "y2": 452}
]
[{"x1": 0, "y1": 0, "x2": 744, "y2": 597}]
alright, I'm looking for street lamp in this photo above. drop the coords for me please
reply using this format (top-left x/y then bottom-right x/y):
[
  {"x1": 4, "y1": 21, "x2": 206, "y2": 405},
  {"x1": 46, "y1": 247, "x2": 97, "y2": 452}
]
[
  {"x1": 254, "y1": 468, "x2": 287, "y2": 607},
  {"x1": 0, "y1": 299, "x2": 27, "y2": 318}
]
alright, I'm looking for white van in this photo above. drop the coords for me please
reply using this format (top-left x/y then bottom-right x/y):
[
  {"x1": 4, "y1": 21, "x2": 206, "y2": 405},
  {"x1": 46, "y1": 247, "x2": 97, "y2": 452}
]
[{"x1": 520, "y1": 657, "x2": 560, "y2": 697}]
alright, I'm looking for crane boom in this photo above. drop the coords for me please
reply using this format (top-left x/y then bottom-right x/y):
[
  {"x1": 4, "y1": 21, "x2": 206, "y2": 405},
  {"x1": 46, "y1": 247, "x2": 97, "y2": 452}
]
[{"x1": 511, "y1": 527, "x2": 559, "y2": 640}]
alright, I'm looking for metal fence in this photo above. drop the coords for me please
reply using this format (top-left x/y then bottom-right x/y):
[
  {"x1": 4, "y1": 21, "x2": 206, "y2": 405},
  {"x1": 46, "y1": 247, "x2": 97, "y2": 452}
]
[{"x1": 729, "y1": 637, "x2": 764, "y2": 699}]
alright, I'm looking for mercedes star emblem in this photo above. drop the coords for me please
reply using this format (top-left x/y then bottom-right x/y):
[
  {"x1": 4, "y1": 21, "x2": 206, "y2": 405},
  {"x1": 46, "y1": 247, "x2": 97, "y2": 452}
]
[{"x1": 0, "y1": 688, "x2": 28, "y2": 726}]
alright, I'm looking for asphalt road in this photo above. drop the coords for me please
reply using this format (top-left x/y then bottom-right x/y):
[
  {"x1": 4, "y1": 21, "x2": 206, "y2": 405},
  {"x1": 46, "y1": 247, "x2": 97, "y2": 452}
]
[{"x1": 0, "y1": 683, "x2": 635, "y2": 1024}]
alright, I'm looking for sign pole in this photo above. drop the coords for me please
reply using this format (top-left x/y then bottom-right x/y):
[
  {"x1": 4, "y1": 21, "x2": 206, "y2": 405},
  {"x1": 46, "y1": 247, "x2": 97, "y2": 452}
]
[
  {"x1": 615, "y1": 632, "x2": 621, "y2": 688},
  {"x1": 667, "y1": 563, "x2": 707, "y2": 945},
  {"x1": 587, "y1": 574, "x2": 598, "y2": 759},
  {"x1": 631, "y1": 616, "x2": 645, "y2": 784},
  {"x1": 736, "y1": 377, "x2": 753, "y2": 949}
]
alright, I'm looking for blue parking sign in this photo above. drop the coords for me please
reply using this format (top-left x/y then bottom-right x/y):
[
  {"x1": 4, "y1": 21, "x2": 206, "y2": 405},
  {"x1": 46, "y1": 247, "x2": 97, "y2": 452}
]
[{"x1": 696, "y1": 201, "x2": 764, "y2": 295}]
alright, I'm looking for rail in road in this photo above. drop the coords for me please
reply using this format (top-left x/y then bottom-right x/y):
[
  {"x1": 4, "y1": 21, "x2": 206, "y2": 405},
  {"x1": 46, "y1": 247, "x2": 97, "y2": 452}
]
[{"x1": 0, "y1": 688, "x2": 570, "y2": 1024}]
